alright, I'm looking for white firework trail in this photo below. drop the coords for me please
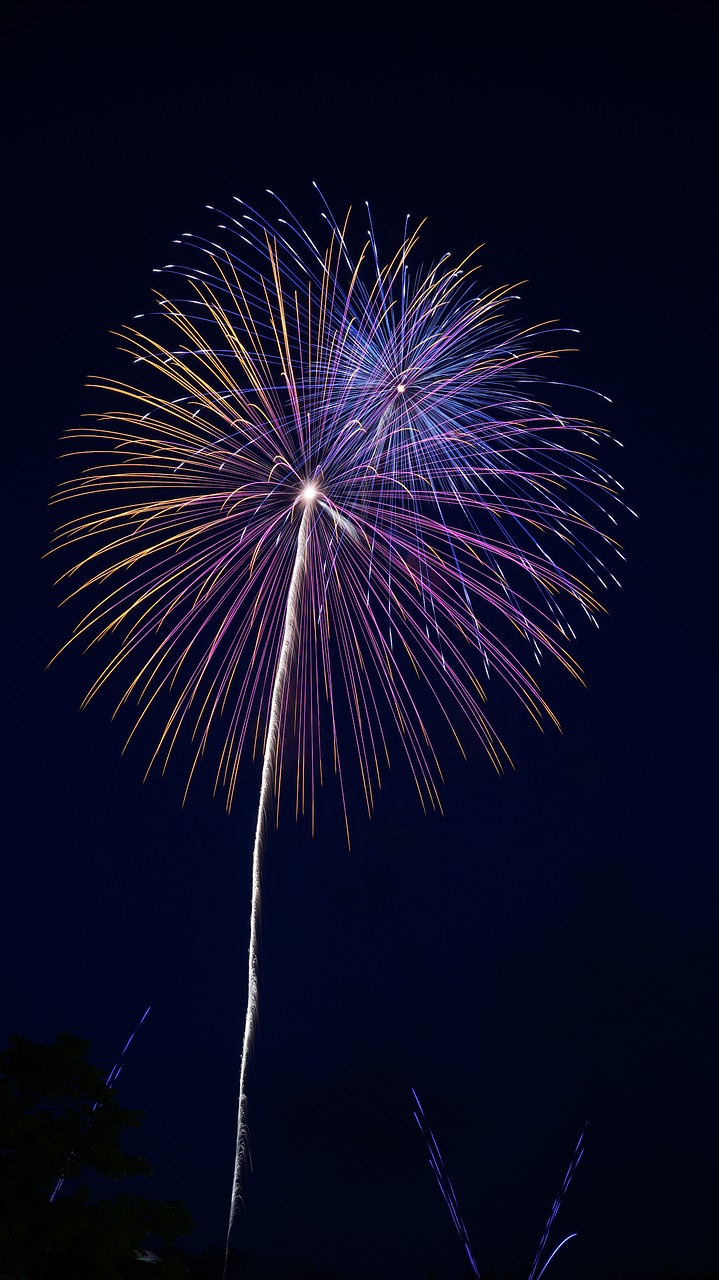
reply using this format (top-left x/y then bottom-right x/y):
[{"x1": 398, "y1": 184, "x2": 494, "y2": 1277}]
[{"x1": 225, "y1": 500, "x2": 312, "y2": 1259}]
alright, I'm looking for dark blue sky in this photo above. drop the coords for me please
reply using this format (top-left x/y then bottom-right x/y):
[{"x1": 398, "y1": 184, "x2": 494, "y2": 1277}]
[{"x1": 4, "y1": 5, "x2": 716, "y2": 1277}]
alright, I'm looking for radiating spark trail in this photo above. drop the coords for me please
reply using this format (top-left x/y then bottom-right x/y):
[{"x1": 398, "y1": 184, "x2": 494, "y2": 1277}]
[
  {"x1": 226, "y1": 502, "x2": 311, "y2": 1255},
  {"x1": 50, "y1": 1005, "x2": 151, "y2": 1203},
  {"x1": 527, "y1": 1125, "x2": 585, "y2": 1280},
  {"x1": 413, "y1": 1091, "x2": 584, "y2": 1280},
  {"x1": 412, "y1": 1089, "x2": 480, "y2": 1278}
]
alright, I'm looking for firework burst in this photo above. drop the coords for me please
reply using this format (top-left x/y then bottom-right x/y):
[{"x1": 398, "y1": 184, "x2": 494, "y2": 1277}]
[{"x1": 51, "y1": 188, "x2": 624, "y2": 1245}]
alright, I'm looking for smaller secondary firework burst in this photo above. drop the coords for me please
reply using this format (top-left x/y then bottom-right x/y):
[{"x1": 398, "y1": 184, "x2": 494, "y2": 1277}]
[
  {"x1": 413, "y1": 1090, "x2": 585, "y2": 1279},
  {"x1": 51, "y1": 188, "x2": 625, "y2": 1252}
]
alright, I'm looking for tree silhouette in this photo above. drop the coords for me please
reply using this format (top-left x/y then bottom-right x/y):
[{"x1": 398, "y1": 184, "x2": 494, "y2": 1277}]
[{"x1": 0, "y1": 1032, "x2": 191, "y2": 1278}]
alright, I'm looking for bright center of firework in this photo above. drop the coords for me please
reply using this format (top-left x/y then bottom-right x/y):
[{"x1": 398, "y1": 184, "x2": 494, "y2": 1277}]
[
  {"x1": 396, "y1": 382, "x2": 406, "y2": 393},
  {"x1": 302, "y1": 484, "x2": 318, "y2": 503}
]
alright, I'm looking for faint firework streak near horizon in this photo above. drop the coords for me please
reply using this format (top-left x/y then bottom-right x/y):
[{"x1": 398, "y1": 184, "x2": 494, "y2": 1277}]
[
  {"x1": 412, "y1": 1089, "x2": 585, "y2": 1280},
  {"x1": 50, "y1": 188, "x2": 625, "y2": 1250}
]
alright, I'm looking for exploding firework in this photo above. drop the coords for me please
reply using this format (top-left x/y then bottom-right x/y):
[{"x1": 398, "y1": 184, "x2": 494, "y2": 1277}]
[{"x1": 51, "y1": 188, "x2": 624, "y2": 1246}]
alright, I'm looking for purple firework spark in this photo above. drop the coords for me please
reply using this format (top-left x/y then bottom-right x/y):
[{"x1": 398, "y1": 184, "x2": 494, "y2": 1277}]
[
  {"x1": 412, "y1": 1089, "x2": 480, "y2": 1276},
  {"x1": 527, "y1": 1125, "x2": 585, "y2": 1280},
  {"x1": 51, "y1": 188, "x2": 623, "y2": 1243},
  {"x1": 413, "y1": 1088, "x2": 585, "y2": 1279},
  {"x1": 50, "y1": 1005, "x2": 151, "y2": 1204}
]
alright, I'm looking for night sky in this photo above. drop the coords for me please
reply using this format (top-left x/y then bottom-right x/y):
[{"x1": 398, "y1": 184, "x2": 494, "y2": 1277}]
[{"x1": 4, "y1": 5, "x2": 717, "y2": 1277}]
